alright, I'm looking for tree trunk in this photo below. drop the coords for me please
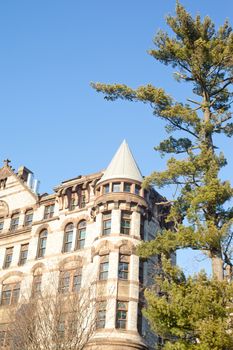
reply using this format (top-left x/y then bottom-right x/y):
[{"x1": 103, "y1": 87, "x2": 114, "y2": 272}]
[{"x1": 212, "y1": 255, "x2": 224, "y2": 281}]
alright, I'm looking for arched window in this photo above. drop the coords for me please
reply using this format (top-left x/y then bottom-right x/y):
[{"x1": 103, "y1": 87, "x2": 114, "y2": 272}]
[
  {"x1": 76, "y1": 221, "x2": 86, "y2": 249},
  {"x1": 37, "y1": 230, "x2": 48, "y2": 258},
  {"x1": 63, "y1": 223, "x2": 73, "y2": 253}
]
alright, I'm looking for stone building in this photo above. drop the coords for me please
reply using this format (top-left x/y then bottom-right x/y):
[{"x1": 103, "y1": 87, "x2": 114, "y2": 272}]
[{"x1": 0, "y1": 141, "x2": 165, "y2": 350}]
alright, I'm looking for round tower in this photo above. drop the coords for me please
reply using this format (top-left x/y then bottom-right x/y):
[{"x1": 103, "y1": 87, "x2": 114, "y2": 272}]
[{"x1": 89, "y1": 140, "x2": 148, "y2": 350}]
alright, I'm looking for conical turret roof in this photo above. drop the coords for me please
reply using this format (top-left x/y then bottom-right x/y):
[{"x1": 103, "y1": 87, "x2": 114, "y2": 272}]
[{"x1": 99, "y1": 140, "x2": 143, "y2": 183}]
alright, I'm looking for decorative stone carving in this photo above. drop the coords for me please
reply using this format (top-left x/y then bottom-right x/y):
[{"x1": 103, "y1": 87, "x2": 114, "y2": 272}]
[{"x1": 0, "y1": 200, "x2": 9, "y2": 217}]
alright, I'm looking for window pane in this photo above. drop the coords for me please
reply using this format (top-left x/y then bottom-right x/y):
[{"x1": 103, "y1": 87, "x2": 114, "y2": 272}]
[
  {"x1": 32, "y1": 275, "x2": 42, "y2": 296},
  {"x1": 99, "y1": 262, "x2": 109, "y2": 280},
  {"x1": 78, "y1": 221, "x2": 86, "y2": 228},
  {"x1": 38, "y1": 231, "x2": 47, "y2": 258},
  {"x1": 12, "y1": 285, "x2": 20, "y2": 304},
  {"x1": 0, "y1": 219, "x2": 4, "y2": 232},
  {"x1": 64, "y1": 224, "x2": 73, "y2": 253},
  {"x1": 1, "y1": 283, "x2": 20, "y2": 306},
  {"x1": 4, "y1": 248, "x2": 13, "y2": 268},
  {"x1": 80, "y1": 191, "x2": 86, "y2": 208},
  {"x1": 60, "y1": 272, "x2": 70, "y2": 293},
  {"x1": 10, "y1": 215, "x2": 19, "y2": 231},
  {"x1": 112, "y1": 183, "x2": 121, "y2": 192},
  {"x1": 135, "y1": 185, "x2": 140, "y2": 195},
  {"x1": 44, "y1": 205, "x2": 54, "y2": 219},
  {"x1": 19, "y1": 244, "x2": 29, "y2": 265},
  {"x1": 25, "y1": 211, "x2": 33, "y2": 227},
  {"x1": 77, "y1": 221, "x2": 86, "y2": 249},
  {"x1": 69, "y1": 198, "x2": 76, "y2": 211},
  {"x1": 73, "y1": 271, "x2": 82, "y2": 292},
  {"x1": 97, "y1": 310, "x2": 106, "y2": 328},
  {"x1": 103, "y1": 184, "x2": 110, "y2": 194},
  {"x1": 116, "y1": 301, "x2": 127, "y2": 329},
  {"x1": 121, "y1": 211, "x2": 131, "y2": 235},
  {"x1": 102, "y1": 212, "x2": 111, "y2": 235},
  {"x1": 1, "y1": 290, "x2": 11, "y2": 305},
  {"x1": 124, "y1": 183, "x2": 131, "y2": 192}
]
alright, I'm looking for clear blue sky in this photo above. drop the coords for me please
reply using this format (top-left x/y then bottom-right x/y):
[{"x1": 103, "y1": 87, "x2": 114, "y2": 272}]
[{"x1": 0, "y1": 0, "x2": 232, "y2": 274}]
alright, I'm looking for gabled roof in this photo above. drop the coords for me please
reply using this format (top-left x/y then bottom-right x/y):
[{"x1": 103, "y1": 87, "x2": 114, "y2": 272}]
[
  {"x1": 0, "y1": 161, "x2": 38, "y2": 200},
  {"x1": 99, "y1": 140, "x2": 143, "y2": 184}
]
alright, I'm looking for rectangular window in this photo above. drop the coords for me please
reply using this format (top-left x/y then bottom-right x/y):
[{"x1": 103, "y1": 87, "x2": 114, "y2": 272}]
[
  {"x1": 102, "y1": 212, "x2": 111, "y2": 235},
  {"x1": 72, "y1": 270, "x2": 82, "y2": 292},
  {"x1": 1, "y1": 283, "x2": 20, "y2": 306},
  {"x1": 116, "y1": 301, "x2": 128, "y2": 329},
  {"x1": 120, "y1": 211, "x2": 131, "y2": 235},
  {"x1": 24, "y1": 210, "x2": 33, "y2": 227},
  {"x1": 103, "y1": 184, "x2": 110, "y2": 194},
  {"x1": 19, "y1": 244, "x2": 29, "y2": 266},
  {"x1": 80, "y1": 190, "x2": 86, "y2": 208},
  {"x1": 69, "y1": 197, "x2": 76, "y2": 211},
  {"x1": 112, "y1": 183, "x2": 121, "y2": 192},
  {"x1": 1, "y1": 287, "x2": 11, "y2": 305},
  {"x1": 96, "y1": 301, "x2": 106, "y2": 329},
  {"x1": 4, "y1": 247, "x2": 13, "y2": 269},
  {"x1": 11, "y1": 284, "x2": 20, "y2": 304},
  {"x1": 32, "y1": 275, "x2": 42, "y2": 297},
  {"x1": 44, "y1": 204, "x2": 55, "y2": 220},
  {"x1": 118, "y1": 255, "x2": 129, "y2": 280},
  {"x1": 0, "y1": 218, "x2": 4, "y2": 232},
  {"x1": 99, "y1": 255, "x2": 109, "y2": 280},
  {"x1": 124, "y1": 183, "x2": 131, "y2": 192},
  {"x1": 10, "y1": 214, "x2": 19, "y2": 231},
  {"x1": 59, "y1": 272, "x2": 70, "y2": 294},
  {"x1": 59, "y1": 269, "x2": 82, "y2": 293},
  {"x1": 135, "y1": 185, "x2": 141, "y2": 195}
]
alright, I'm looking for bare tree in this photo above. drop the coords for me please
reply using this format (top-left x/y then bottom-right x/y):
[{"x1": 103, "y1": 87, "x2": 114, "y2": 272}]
[{"x1": 6, "y1": 283, "x2": 99, "y2": 350}]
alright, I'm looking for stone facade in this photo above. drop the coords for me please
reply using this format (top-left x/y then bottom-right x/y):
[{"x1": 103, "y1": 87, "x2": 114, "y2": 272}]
[{"x1": 0, "y1": 142, "x2": 165, "y2": 350}]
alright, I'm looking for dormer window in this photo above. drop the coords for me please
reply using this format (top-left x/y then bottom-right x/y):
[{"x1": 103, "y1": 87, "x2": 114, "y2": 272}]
[{"x1": 113, "y1": 183, "x2": 121, "y2": 192}]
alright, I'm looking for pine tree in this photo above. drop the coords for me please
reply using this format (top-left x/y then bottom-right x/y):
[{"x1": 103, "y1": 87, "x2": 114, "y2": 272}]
[{"x1": 92, "y1": 2, "x2": 233, "y2": 348}]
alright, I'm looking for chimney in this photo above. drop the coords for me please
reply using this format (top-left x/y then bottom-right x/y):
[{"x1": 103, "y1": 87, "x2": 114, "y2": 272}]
[{"x1": 18, "y1": 166, "x2": 33, "y2": 183}]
